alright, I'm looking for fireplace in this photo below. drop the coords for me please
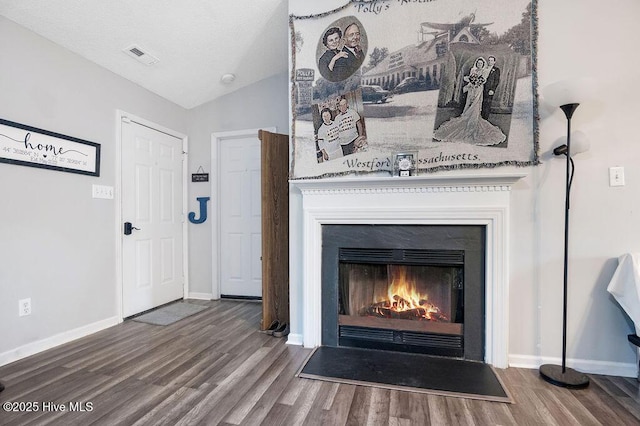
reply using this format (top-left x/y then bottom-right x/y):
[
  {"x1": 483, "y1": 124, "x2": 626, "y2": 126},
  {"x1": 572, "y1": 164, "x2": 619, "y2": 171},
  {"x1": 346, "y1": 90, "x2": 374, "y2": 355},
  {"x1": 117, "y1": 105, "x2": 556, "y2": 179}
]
[
  {"x1": 290, "y1": 174, "x2": 525, "y2": 368},
  {"x1": 322, "y1": 224, "x2": 485, "y2": 360}
]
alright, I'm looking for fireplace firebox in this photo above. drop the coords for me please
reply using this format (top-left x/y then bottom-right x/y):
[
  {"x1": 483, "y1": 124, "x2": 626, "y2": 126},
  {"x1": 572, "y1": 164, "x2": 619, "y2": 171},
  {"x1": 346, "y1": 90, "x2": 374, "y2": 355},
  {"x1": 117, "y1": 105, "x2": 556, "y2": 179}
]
[{"x1": 322, "y1": 225, "x2": 485, "y2": 361}]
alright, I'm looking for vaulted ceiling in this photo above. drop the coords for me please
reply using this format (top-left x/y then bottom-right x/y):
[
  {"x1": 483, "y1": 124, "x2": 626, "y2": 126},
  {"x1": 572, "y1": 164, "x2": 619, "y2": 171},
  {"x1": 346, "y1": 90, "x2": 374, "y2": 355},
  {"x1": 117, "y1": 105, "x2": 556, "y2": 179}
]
[{"x1": 0, "y1": 0, "x2": 289, "y2": 109}]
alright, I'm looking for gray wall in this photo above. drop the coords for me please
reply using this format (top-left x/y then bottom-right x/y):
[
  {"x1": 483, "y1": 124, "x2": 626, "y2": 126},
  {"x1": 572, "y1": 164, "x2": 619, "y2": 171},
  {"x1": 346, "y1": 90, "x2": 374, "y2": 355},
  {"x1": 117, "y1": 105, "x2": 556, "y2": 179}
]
[
  {"x1": 508, "y1": 0, "x2": 640, "y2": 372},
  {"x1": 186, "y1": 73, "x2": 290, "y2": 296},
  {"x1": 0, "y1": 16, "x2": 188, "y2": 358}
]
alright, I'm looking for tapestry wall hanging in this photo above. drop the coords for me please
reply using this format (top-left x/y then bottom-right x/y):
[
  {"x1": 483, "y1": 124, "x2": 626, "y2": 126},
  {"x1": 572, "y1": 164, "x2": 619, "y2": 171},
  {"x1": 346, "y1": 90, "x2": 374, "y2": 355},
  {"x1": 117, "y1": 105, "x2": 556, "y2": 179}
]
[{"x1": 290, "y1": 0, "x2": 538, "y2": 179}]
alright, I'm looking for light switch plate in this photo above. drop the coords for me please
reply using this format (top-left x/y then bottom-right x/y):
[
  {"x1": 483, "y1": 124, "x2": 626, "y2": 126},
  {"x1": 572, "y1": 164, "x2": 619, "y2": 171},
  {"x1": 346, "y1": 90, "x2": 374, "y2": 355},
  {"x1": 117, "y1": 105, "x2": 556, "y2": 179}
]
[
  {"x1": 609, "y1": 167, "x2": 625, "y2": 187},
  {"x1": 92, "y1": 184, "x2": 114, "y2": 199}
]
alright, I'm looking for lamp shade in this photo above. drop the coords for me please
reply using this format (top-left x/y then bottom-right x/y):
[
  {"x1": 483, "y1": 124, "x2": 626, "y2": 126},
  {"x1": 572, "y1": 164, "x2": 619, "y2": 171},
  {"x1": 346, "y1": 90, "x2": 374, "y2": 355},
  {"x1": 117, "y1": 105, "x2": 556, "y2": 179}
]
[
  {"x1": 543, "y1": 78, "x2": 597, "y2": 108},
  {"x1": 570, "y1": 130, "x2": 590, "y2": 155},
  {"x1": 553, "y1": 131, "x2": 590, "y2": 157}
]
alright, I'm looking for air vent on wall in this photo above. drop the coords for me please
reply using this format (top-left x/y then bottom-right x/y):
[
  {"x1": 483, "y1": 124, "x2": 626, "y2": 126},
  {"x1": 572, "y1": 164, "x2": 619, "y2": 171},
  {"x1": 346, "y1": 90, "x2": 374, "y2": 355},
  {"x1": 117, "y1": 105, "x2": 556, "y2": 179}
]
[{"x1": 123, "y1": 44, "x2": 159, "y2": 66}]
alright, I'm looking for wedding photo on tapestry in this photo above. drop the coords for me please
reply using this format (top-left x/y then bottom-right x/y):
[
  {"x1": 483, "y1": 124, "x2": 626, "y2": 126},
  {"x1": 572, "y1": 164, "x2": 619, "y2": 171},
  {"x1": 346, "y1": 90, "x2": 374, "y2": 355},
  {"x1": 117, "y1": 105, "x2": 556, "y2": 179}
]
[{"x1": 290, "y1": 0, "x2": 538, "y2": 179}]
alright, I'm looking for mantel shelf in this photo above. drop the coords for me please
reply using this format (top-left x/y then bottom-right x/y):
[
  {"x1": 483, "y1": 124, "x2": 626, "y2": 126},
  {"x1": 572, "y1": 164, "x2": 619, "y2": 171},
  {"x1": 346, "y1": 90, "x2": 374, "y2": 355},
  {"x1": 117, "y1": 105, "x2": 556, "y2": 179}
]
[{"x1": 290, "y1": 172, "x2": 527, "y2": 194}]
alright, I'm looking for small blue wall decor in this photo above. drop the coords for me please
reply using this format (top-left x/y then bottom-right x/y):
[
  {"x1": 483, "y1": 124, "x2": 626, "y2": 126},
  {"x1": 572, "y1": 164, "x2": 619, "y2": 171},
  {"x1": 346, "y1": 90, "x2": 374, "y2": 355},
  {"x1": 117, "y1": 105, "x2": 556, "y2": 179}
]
[{"x1": 188, "y1": 196, "x2": 210, "y2": 224}]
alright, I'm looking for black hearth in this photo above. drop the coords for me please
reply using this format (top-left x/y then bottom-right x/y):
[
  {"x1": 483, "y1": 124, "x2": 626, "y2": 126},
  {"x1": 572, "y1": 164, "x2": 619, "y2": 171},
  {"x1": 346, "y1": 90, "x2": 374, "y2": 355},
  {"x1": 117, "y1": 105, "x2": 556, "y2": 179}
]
[{"x1": 322, "y1": 225, "x2": 485, "y2": 361}]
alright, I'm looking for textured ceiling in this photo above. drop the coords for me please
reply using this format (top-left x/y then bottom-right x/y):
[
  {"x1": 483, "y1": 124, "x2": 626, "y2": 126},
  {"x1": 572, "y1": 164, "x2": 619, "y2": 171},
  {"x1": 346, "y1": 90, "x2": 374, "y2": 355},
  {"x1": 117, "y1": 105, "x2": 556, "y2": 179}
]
[{"x1": 0, "y1": 0, "x2": 289, "y2": 109}]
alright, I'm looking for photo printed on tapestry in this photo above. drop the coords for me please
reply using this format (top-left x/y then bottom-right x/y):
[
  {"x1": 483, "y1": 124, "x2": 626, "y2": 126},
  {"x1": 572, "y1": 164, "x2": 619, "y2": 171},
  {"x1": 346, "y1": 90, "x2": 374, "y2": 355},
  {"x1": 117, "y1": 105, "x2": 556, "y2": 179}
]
[{"x1": 290, "y1": 0, "x2": 538, "y2": 179}]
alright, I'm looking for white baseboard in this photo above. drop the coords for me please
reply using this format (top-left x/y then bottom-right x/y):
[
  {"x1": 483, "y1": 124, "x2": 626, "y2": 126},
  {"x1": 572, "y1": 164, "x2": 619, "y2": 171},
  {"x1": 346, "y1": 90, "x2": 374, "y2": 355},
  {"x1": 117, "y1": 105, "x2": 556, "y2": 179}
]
[
  {"x1": 188, "y1": 292, "x2": 213, "y2": 300},
  {"x1": 0, "y1": 316, "x2": 121, "y2": 368},
  {"x1": 509, "y1": 353, "x2": 638, "y2": 378},
  {"x1": 286, "y1": 333, "x2": 303, "y2": 346}
]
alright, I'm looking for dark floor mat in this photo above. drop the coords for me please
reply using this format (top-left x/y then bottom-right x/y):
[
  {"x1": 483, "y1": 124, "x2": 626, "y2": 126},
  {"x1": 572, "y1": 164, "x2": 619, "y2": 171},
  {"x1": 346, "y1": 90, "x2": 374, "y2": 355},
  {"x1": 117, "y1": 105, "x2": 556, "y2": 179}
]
[{"x1": 298, "y1": 346, "x2": 512, "y2": 403}]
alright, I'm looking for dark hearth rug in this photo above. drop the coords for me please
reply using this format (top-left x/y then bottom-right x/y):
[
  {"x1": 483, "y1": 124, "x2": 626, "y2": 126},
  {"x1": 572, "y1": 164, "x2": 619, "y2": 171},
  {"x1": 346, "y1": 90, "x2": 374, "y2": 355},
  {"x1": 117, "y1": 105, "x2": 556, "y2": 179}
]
[
  {"x1": 297, "y1": 346, "x2": 512, "y2": 403},
  {"x1": 131, "y1": 302, "x2": 209, "y2": 326}
]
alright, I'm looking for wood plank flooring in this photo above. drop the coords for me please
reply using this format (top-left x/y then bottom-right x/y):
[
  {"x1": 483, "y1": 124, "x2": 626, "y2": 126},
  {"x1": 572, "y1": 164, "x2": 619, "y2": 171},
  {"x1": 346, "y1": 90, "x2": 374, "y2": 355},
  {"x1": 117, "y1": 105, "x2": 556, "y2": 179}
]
[{"x1": 0, "y1": 299, "x2": 638, "y2": 425}]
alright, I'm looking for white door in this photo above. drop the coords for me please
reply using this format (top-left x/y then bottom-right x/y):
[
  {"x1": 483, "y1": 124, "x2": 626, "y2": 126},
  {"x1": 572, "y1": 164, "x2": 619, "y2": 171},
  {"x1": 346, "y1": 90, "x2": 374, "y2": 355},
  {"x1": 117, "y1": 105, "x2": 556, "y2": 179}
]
[
  {"x1": 219, "y1": 136, "x2": 262, "y2": 298},
  {"x1": 122, "y1": 119, "x2": 184, "y2": 317}
]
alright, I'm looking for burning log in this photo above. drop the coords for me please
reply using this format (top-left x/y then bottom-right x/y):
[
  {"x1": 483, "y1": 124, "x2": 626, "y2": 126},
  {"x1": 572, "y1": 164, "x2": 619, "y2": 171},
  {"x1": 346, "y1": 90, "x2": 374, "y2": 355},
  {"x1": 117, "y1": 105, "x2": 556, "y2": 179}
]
[{"x1": 359, "y1": 297, "x2": 449, "y2": 322}]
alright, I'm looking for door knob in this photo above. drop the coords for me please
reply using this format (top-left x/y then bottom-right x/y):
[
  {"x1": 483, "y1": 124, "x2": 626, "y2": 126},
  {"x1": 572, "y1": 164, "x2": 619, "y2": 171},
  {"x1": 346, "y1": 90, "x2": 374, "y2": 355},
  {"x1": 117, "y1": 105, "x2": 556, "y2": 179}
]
[{"x1": 124, "y1": 222, "x2": 141, "y2": 235}]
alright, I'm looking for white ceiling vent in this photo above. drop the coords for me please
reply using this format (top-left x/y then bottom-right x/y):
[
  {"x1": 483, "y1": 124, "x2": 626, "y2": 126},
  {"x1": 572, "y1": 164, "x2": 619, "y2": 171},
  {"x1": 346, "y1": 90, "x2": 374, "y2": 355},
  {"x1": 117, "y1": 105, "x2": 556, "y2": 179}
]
[{"x1": 123, "y1": 45, "x2": 159, "y2": 66}]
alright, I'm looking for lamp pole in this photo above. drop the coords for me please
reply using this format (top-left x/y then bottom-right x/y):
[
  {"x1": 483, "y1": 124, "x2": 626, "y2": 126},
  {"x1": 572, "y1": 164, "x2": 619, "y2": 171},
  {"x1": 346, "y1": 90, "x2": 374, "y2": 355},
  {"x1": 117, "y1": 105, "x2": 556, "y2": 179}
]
[
  {"x1": 539, "y1": 102, "x2": 590, "y2": 389},
  {"x1": 560, "y1": 103, "x2": 577, "y2": 375}
]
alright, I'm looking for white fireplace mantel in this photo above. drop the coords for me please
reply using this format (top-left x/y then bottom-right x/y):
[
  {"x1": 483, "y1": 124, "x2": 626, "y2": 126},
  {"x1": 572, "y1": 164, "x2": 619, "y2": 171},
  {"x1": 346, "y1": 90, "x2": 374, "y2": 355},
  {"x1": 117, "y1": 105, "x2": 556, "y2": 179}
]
[
  {"x1": 290, "y1": 173, "x2": 526, "y2": 368},
  {"x1": 291, "y1": 173, "x2": 526, "y2": 195}
]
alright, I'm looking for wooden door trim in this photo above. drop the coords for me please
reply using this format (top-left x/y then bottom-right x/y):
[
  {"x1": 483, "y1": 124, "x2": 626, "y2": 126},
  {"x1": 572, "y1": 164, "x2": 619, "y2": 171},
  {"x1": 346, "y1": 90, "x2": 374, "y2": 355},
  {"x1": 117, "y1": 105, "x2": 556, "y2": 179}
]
[
  {"x1": 211, "y1": 127, "x2": 275, "y2": 300},
  {"x1": 116, "y1": 110, "x2": 189, "y2": 320}
]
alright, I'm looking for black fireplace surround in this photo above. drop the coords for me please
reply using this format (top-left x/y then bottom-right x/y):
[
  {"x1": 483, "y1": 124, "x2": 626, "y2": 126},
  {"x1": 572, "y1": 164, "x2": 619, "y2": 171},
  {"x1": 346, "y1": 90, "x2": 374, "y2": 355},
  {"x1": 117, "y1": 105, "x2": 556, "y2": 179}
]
[{"x1": 321, "y1": 224, "x2": 486, "y2": 361}]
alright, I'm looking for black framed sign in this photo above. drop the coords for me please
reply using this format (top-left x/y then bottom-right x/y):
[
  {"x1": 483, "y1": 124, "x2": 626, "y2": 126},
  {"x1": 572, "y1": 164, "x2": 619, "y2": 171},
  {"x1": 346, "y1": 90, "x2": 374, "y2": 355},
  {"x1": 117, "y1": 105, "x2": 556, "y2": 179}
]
[
  {"x1": 0, "y1": 118, "x2": 101, "y2": 177},
  {"x1": 191, "y1": 165, "x2": 209, "y2": 182}
]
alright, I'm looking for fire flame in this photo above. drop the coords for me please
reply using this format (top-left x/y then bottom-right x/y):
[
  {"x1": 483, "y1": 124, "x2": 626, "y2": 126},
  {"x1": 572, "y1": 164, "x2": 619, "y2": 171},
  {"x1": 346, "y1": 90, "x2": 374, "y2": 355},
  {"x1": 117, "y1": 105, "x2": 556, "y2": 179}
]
[
  {"x1": 371, "y1": 267, "x2": 448, "y2": 321},
  {"x1": 387, "y1": 274, "x2": 427, "y2": 311}
]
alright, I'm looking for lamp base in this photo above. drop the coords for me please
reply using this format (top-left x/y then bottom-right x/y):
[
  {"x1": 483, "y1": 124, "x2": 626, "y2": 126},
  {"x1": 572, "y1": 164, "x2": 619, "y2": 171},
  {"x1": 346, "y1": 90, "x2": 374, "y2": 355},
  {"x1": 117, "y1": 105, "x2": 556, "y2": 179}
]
[{"x1": 539, "y1": 364, "x2": 590, "y2": 389}]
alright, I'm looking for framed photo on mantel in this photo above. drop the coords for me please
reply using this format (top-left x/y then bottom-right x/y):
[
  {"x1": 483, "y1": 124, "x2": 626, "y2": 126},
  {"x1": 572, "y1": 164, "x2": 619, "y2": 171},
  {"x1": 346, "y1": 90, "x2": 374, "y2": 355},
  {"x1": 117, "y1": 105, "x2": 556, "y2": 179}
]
[
  {"x1": 393, "y1": 151, "x2": 418, "y2": 177},
  {"x1": 0, "y1": 118, "x2": 101, "y2": 177}
]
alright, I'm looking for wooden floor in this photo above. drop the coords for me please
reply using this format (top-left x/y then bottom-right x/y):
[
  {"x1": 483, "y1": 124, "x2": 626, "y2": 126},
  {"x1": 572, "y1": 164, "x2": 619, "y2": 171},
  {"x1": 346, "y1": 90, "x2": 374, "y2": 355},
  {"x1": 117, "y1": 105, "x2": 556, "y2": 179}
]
[{"x1": 0, "y1": 299, "x2": 638, "y2": 425}]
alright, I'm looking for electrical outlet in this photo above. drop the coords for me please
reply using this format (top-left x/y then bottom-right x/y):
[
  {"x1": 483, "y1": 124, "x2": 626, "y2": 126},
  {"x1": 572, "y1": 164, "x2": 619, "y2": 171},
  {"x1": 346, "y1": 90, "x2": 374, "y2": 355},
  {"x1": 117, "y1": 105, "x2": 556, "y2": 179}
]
[
  {"x1": 609, "y1": 167, "x2": 625, "y2": 187},
  {"x1": 19, "y1": 298, "x2": 31, "y2": 316}
]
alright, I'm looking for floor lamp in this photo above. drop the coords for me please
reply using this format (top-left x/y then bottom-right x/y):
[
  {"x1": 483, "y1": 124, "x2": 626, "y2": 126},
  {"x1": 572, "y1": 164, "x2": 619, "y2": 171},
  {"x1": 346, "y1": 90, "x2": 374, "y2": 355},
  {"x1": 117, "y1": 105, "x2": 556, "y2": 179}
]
[{"x1": 539, "y1": 80, "x2": 593, "y2": 389}]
